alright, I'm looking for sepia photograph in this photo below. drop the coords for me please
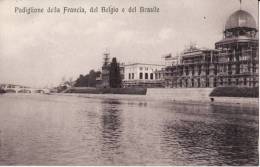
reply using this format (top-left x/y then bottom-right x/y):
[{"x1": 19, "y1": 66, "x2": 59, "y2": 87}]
[{"x1": 0, "y1": 0, "x2": 258, "y2": 166}]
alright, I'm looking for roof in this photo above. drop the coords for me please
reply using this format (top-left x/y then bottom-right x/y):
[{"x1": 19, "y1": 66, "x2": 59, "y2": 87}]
[
  {"x1": 225, "y1": 10, "x2": 257, "y2": 30},
  {"x1": 123, "y1": 63, "x2": 165, "y2": 67},
  {"x1": 215, "y1": 37, "x2": 258, "y2": 45}
]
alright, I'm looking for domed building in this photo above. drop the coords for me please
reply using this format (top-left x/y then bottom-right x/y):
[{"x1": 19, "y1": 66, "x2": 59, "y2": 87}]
[
  {"x1": 215, "y1": 9, "x2": 258, "y2": 87},
  {"x1": 225, "y1": 10, "x2": 257, "y2": 31},
  {"x1": 164, "y1": 9, "x2": 258, "y2": 88}
]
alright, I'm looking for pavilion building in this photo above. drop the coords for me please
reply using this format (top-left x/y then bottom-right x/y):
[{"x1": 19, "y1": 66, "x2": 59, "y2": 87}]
[
  {"x1": 123, "y1": 63, "x2": 165, "y2": 88},
  {"x1": 164, "y1": 9, "x2": 258, "y2": 88}
]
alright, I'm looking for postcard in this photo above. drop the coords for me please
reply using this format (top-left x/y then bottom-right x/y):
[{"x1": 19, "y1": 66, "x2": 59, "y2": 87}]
[{"x1": 0, "y1": 0, "x2": 258, "y2": 166}]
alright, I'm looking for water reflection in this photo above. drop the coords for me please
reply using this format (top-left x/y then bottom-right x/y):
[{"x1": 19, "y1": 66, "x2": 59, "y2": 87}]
[
  {"x1": 209, "y1": 104, "x2": 259, "y2": 165},
  {"x1": 126, "y1": 101, "x2": 148, "y2": 107},
  {"x1": 0, "y1": 94, "x2": 258, "y2": 165},
  {"x1": 137, "y1": 102, "x2": 148, "y2": 107},
  {"x1": 100, "y1": 99, "x2": 123, "y2": 164},
  {"x1": 160, "y1": 103, "x2": 258, "y2": 166},
  {"x1": 0, "y1": 131, "x2": 16, "y2": 165}
]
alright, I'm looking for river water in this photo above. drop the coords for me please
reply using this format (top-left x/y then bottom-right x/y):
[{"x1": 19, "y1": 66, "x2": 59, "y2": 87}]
[{"x1": 0, "y1": 94, "x2": 258, "y2": 165}]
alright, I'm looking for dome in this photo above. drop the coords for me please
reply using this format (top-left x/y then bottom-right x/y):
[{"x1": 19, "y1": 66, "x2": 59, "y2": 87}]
[{"x1": 225, "y1": 10, "x2": 257, "y2": 30}]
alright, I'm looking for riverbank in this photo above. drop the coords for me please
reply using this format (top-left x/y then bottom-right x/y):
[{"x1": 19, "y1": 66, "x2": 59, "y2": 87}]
[
  {"x1": 210, "y1": 87, "x2": 258, "y2": 97},
  {"x1": 53, "y1": 91, "x2": 258, "y2": 108},
  {"x1": 63, "y1": 87, "x2": 147, "y2": 95},
  {"x1": 2, "y1": 87, "x2": 258, "y2": 107},
  {"x1": 146, "y1": 88, "x2": 258, "y2": 106}
]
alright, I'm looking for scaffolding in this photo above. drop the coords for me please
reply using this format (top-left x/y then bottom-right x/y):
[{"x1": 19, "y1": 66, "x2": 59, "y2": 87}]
[{"x1": 164, "y1": 42, "x2": 258, "y2": 88}]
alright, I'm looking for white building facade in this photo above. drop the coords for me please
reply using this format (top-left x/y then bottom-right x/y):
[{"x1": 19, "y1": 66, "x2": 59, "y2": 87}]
[{"x1": 123, "y1": 63, "x2": 165, "y2": 88}]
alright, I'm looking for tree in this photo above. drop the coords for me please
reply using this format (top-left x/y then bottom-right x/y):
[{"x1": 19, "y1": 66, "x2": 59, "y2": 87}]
[
  {"x1": 109, "y1": 57, "x2": 122, "y2": 88},
  {"x1": 74, "y1": 70, "x2": 101, "y2": 87},
  {"x1": 61, "y1": 76, "x2": 66, "y2": 84},
  {"x1": 65, "y1": 77, "x2": 74, "y2": 87},
  {"x1": 88, "y1": 70, "x2": 97, "y2": 87}
]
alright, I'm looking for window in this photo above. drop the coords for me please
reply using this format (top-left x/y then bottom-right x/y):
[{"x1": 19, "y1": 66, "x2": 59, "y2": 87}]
[
  {"x1": 155, "y1": 73, "x2": 158, "y2": 80},
  {"x1": 198, "y1": 78, "x2": 200, "y2": 87},
  {"x1": 244, "y1": 78, "x2": 247, "y2": 85},
  {"x1": 150, "y1": 73, "x2": 153, "y2": 80},
  {"x1": 206, "y1": 78, "x2": 209, "y2": 87},
  {"x1": 145, "y1": 73, "x2": 148, "y2": 79},
  {"x1": 228, "y1": 78, "x2": 231, "y2": 85},
  {"x1": 132, "y1": 73, "x2": 134, "y2": 79},
  {"x1": 128, "y1": 73, "x2": 131, "y2": 80},
  {"x1": 236, "y1": 64, "x2": 240, "y2": 74},
  {"x1": 185, "y1": 67, "x2": 189, "y2": 75},
  {"x1": 206, "y1": 65, "x2": 210, "y2": 75},
  {"x1": 139, "y1": 73, "x2": 143, "y2": 79},
  {"x1": 139, "y1": 67, "x2": 143, "y2": 70},
  {"x1": 214, "y1": 78, "x2": 217, "y2": 87},
  {"x1": 228, "y1": 64, "x2": 232, "y2": 74},
  {"x1": 253, "y1": 63, "x2": 256, "y2": 73},
  {"x1": 198, "y1": 66, "x2": 201, "y2": 75},
  {"x1": 214, "y1": 65, "x2": 217, "y2": 75}
]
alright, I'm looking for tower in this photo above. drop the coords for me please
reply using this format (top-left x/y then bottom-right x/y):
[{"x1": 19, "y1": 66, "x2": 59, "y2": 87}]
[
  {"x1": 101, "y1": 50, "x2": 111, "y2": 88},
  {"x1": 103, "y1": 49, "x2": 110, "y2": 67}
]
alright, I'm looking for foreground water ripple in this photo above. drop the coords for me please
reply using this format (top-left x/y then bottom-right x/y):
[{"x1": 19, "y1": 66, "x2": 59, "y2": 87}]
[{"x1": 0, "y1": 94, "x2": 258, "y2": 165}]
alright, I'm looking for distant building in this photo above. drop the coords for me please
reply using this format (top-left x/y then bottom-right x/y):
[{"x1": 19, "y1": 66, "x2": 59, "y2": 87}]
[
  {"x1": 123, "y1": 63, "x2": 165, "y2": 88},
  {"x1": 164, "y1": 9, "x2": 258, "y2": 88}
]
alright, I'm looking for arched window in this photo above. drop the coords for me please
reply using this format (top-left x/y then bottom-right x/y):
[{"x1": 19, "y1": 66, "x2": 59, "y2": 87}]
[
  {"x1": 145, "y1": 73, "x2": 148, "y2": 79},
  {"x1": 150, "y1": 73, "x2": 153, "y2": 80},
  {"x1": 139, "y1": 73, "x2": 143, "y2": 79}
]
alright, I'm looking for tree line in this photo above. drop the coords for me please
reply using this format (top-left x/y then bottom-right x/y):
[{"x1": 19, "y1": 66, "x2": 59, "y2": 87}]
[
  {"x1": 74, "y1": 70, "x2": 101, "y2": 87},
  {"x1": 74, "y1": 57, "x2": 122, "y2": 88}
]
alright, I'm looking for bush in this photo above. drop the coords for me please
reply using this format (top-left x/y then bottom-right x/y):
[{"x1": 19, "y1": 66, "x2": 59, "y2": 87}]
[
  {"x1": 0, "y1": 89, "x2": 6, "y2": 93},
  {"x1": 210, "y1": 87, "x2": 258, "y2": 98}
]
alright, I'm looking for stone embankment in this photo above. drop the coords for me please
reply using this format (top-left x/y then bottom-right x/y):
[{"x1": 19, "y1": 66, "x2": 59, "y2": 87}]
[
  {"x1": 147, "y1": 88, "x2": 258, "y2": 106},
  {"x1": 58, "y1": 87, "x2": 258, "y2": 107},
  {"x1": 147, "y1": 88, "x2": 213, "y2": 101},
  {"x1": 63, "y1": 87, "x2": 147, "y2": 95}
]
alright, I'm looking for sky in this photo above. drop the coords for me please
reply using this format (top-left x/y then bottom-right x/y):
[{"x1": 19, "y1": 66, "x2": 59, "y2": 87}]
[{"x1": 0, "y1": 0, "x2": 258, "y2": 88}]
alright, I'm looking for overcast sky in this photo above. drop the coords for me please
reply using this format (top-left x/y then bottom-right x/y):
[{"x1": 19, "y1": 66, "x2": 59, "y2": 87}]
[{"x1": 0, "y1": 0, "x2": 258, "y2": 88}]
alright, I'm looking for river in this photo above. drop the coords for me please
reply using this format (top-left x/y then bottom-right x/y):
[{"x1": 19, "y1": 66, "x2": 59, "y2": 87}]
[{"x1": 0, "y1": 94, "x2": 258, "y2": 165}]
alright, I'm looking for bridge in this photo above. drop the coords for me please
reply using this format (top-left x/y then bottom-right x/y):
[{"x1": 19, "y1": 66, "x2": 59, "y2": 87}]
[{"x1": 0, "y1": 84, "x2": 50, "y2": 94}]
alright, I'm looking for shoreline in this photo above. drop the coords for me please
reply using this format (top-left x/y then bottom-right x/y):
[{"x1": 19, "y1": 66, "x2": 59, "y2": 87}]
[
  {"x1": 1, "y1": 92, "x2": 258, "y2": 108},
  {"x1": 53, "y1": 92, "x2": 259, "y2": 108}
]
